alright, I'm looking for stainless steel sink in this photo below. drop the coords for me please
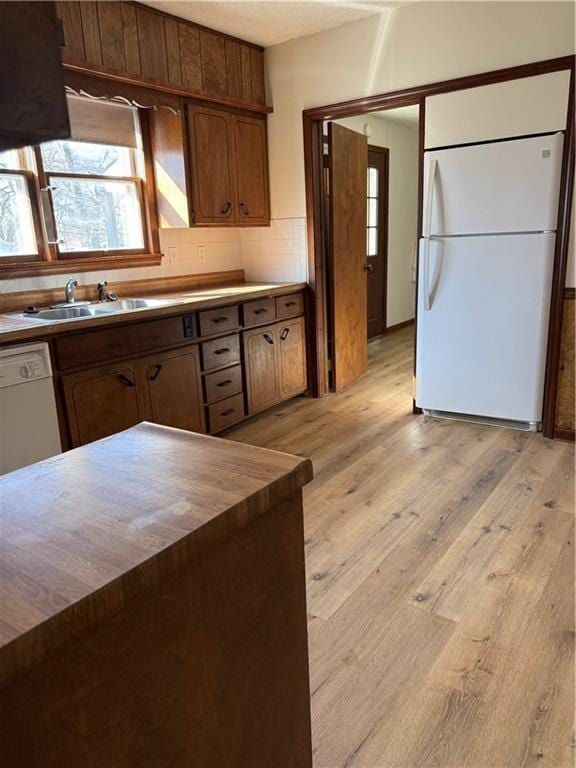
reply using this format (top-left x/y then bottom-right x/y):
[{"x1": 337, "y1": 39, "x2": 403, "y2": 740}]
[{"x1": 16, "y1": 297, "x2": 179, "y2": 322}]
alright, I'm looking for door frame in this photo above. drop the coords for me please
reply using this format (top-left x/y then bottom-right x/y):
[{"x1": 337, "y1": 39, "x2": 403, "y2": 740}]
[
  {"x1": 366, "y1": 144, "x2": 390, "y2": 339},
  {"x1": 302, "y1": 54, "x2": 575, "y2": 439}
]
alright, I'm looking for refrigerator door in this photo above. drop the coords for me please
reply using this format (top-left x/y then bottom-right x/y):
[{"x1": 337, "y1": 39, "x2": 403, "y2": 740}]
[
  {"x1": 415, "y1": 234, "x2": 555, "y2": 423},
  {"x1": 423, "y1": 134, "x2": 564, "y2": 236}
]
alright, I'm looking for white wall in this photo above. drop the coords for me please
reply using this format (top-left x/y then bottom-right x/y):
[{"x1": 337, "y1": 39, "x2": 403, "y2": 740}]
[
  {"x1": 266, "y1": 1, "x2": 575, "y2": 220},
  {"x1": 335, "y1": 114, "x2": 419, "y2": 326}
]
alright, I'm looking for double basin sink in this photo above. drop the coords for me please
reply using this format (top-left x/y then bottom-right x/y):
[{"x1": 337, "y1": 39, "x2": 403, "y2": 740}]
[{"x1": 18, "y1": 297, "x2": 179, "y2": 322}]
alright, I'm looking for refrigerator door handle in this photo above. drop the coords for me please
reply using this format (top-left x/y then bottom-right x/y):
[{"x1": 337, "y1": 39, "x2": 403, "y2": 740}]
[
  {"x1": 423, "y1": 157, "x2": 438, "y2": 237},
  {"x1": 422, "y1": 239, "x2": 431, "y2": 311}
]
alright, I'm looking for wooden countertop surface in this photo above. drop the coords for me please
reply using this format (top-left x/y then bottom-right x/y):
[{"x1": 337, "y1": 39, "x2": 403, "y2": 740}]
[
  {"x1": 0, "y1": 282, "x2": 306, "y2": 345},
  {"x1": 0, "y1": 423, "x2": 313, "y2": 688}
]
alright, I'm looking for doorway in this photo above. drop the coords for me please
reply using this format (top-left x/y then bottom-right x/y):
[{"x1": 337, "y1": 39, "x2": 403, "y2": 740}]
[{"x1": 323, "y1": 106, "x2": 420, "y2": 392}]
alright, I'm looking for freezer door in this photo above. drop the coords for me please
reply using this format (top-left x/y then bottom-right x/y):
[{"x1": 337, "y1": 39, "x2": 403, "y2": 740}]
[
  {"x1": 423, "y1": 134, "x2": 564, "y2": 236},
  {"x1": 415, "y1": 234, "x2": 555, "y2": 423}
]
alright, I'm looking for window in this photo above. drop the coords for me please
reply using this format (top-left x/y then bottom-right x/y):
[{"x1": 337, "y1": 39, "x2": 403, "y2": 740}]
[
  {"x1": 367, "y1": 166, "x2": 378, "y2": 257},
  {"x1": 0, "y1": 95, "x2": 159, "y2": 276},
  {"x1": 0, "y1": 150, "x2": 39, "y2": 259}
]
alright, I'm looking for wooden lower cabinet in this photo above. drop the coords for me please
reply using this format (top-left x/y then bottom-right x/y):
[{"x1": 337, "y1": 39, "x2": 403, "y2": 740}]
[
  {"x1": 61, "y1": 363, "x2": 143, "y2": 447},
  {"x1": 140, "y1": 347, "x2": 205, "y2": 434},
  {"x1": 61, "y1": 344, "x2": 205, "y2": 447},
  {"x1": 244, "y1": 317, "x2": 307, "y2": 415}
]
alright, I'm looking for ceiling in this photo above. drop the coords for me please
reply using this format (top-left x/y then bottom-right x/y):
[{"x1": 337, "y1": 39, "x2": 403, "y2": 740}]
[
  {"x1": 141, "y1": 0, "x2": 407, "y2": 47},
  {"x1": 371, "y1": 104, "x2": 420, "y2": 125}
]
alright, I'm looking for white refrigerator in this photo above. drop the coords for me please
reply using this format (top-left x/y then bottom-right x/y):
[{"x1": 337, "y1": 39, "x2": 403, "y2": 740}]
[{"x1": 415, "y1": 133, "x2": 564, "y2": 430}]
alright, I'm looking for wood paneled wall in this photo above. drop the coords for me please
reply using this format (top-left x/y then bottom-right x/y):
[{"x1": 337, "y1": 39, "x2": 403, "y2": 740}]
[
  {"x1": 555, "y1": 290, "x2": 575, "y2": 440},
  {"x1": 56, "y1": 1, "x2": 266, "y2": 107}
]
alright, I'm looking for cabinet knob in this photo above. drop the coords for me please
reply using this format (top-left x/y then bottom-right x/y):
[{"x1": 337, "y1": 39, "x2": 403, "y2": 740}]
[
  {"x1": 214, "y1": 347, "x2": 230, "y2": 355},
  {"x1": 280, "y1": 327, "x2": 290, "y2": 341},
  {"x1": 239, "y1": 202, "x2": 250, "y2": 216},
  {"x1": 221, "y1": 408, "x2": 235, "y2": 417},
  {"x1": 212, "y1": 316, "x2": 229, "y2": 324},
  {"x1": 217, "y1": 379, "x2": 233, "y2": 387},
  {"x1": 221, "y1": 201, "x2": 232, "y2": 215},
  {"x1": 263, "y1": 334, "x2": 274, "y2": 345},
  {"x1": 363, "y1": 263, "x2": 374, "y2": 272},
  {"x1": 254, "y1": 308, "x2": 268, "y2": 315}
]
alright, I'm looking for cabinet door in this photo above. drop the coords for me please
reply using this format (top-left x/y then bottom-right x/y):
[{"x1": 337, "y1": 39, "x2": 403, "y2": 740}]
[
  {"x1": 187, "y1": 105, "x2": 236, "y2": 224},
  {"x1": 141, "y1": 347, "x2": 205, "y2": 433},
  {"x1": 62, "y1": 364, "x2": 142, "y2": 447},
  {"x1": 233, "y1": 115, "x2": 270, "y2": 225},
  {"x1": 243, "y1": 325, "x2": 280, "y2": 414},
  {"x1": 278, "y1": 317, "x2": 307, "y2": 400}
]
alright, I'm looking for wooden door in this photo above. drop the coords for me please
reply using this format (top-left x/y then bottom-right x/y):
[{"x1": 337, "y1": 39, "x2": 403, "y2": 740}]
[
  {"x1": 243, "y1": 324, "x2": 280, "y2": 414},
  {"x1": 62, "y1": 363, "x2": 142, "y2": 447},
  {"x1": 140, "y1": 346, "x2": 206, "y2": 434},
  {"x1": 278, "y1": 317, "x2": 307, "y2": 399},
  {"x1": 186, "y1": 105, "x2": 236, "y2": 224},
  {"x1": 233, "y1": 115, "x2": 270, "y2": 225},
  {"x1": 328, "y1": 122, "x2": 368, "y2": 390},
  {"x1": 367, "y1": 147, "x2": 389, "y2": 339}
]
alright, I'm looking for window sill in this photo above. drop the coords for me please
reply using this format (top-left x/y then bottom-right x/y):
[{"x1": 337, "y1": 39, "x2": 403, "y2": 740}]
[{"x1": 0, "y1": 252, "x2": 163, "y2": 278}]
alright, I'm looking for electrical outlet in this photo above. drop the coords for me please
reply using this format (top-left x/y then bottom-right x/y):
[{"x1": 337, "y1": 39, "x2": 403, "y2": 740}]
[
  {"x1": 168, "y1": 246, "x2": 177, "y2": 261},
  {"x1": 197, "y1": 244, "x2": 207, "y2": 262}
]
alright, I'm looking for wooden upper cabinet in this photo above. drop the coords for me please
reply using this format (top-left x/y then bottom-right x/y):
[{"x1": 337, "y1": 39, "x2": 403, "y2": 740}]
[
  {"x1": 57, "y1": 2, "x2": 268, "y2": 108},
  {"x1": 185, "y1": 104, "x2": 269, "y2": 227},
  {"x1": 140, "y1": 347, "x2": 205, "y2": 434},
  {"x1": 234, "y1": 115, "x2": 270, "y2": 225},
  {"x1": 187, "y1": 106, "x2": 236, "y2": 224}
]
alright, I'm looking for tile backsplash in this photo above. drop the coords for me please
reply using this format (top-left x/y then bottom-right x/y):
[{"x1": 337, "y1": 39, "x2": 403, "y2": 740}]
[
  {"x1": 240, "y1": 218, "x2": 308, "y2": 283},
  {"x1": 0, "y1": 218, "x2": 307, "y2": 295}
]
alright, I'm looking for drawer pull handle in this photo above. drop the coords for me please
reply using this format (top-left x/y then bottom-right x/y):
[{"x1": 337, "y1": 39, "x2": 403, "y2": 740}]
[
  {"x1": 254, "y1": 308, "x2": 268, "y2": 315},
  {"x1": 263, "y1": 334, "x2": 274, "y2": 345},
  {"x1": 214, "y1": 348, "x2": 230, "y2": 355},
  {"x1": 221, "y1": 408, "x2": 235, "y2": 417},
  {"x1": 212, "y1": 316, "x2": 229, "y2": 324},
  {"x1": 285, "y1": 301, "x2": 297, "y2": 307},
  {"x1": 217, "y1": 379, "x2": 233, "y2": 387},
  {"x1": 117, "y1": 373, "x2": 135, "y2": 387},
  {"x1": 149, "y1": 363, "x2": 163, "y2": 381},
  {"x1": 280, "y1": 328, "x2": 290, "y2": 341},
  {"x1": 221, "y1": 201, "x2": 232, "y2": 214}
]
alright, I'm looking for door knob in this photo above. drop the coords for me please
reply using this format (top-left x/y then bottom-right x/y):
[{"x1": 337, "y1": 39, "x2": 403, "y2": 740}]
[{"x1": 363, "y1": 263, "x2": 374, "y2": 272}]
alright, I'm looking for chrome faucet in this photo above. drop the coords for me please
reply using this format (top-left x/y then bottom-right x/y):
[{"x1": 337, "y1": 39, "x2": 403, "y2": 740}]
[
  {"x1": 97, "y1": 280, "x2": 118, "y2": 302},
  {"x1": 65, "y1": 278, "x2": 78, "y2": 304}
]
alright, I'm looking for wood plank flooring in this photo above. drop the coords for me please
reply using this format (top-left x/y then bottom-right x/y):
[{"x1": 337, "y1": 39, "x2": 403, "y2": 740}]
[{"x1": 227, "y1": 326, "x2": 575, "y2": 768}]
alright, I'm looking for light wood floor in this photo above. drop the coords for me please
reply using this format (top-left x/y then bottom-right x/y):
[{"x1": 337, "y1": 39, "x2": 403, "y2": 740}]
[{"x1": 227, "y1": 326, "x2": 575, "y2": 768}]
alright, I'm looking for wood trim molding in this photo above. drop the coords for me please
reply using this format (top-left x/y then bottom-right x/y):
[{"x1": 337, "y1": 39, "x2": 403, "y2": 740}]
[
  {"x1": 0, "y1": 270, "x2": 246, "y2": 313},
  {"x1": 385, "y1": 318, "x2": 415, "y2": 333},
  {"x1": 553, "y1": 427, "x2": 575, "y2": 443},
  {"x1": 303, "y1": 55, "x2": 575, "y2": 428},
  {"x1": 542, "y1": 65, "x2": 575, "y2": 438},
  {"x1": 0, "y1": 252, "x2": 163, "y2": 279},
  {"x1": 62, "y1": 61, "x2": 273, "y2": 115},
  {"x1": 303, "y1": 55, "x2": 575, "y2": 121}
]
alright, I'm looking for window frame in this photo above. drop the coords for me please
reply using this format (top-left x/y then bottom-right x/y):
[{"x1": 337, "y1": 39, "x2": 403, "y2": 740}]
[{"x1": 0, "y1": 110, "x2": 161, "y2": 277}]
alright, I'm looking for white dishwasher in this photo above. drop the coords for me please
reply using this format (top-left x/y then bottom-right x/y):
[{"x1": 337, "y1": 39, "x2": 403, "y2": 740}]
[{"x1": 0, "y1": 342, "x2": 62, "y2": 475}]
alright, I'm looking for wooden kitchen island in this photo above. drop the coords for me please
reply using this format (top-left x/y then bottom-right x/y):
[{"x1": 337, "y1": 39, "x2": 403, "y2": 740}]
[{"x1": 0, "y1": 423, "x2": 313, "y2": 768}]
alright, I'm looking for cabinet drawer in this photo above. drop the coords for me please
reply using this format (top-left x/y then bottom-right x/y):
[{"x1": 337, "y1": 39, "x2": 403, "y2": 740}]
[
  {"x1": 199, "y1": 305, "x2": 239, "y2": 336},
  {"x1": 54, "y1": 315, "x2": 189, "y2": 370},
  {"x1": 204, "y1": 365, "x2": 243, "y2": 404},
  {"x1": 243, "y1": 298, "x2": 276, "y2": 327},
  {"x1": 208, "y1": 393, "x2": 245, "y2": 432},
  {"x1": 202, "y1": 334, "x2": 240, "y2": 371},
  {"x1": 275, "y1": 293, "x2": 304, "y2": 319}
]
